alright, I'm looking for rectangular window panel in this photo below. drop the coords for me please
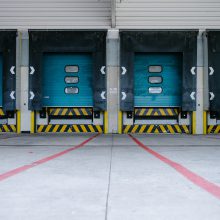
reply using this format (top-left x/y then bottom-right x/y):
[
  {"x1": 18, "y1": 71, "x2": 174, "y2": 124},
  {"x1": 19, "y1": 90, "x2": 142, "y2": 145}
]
[
  {"x1": 65, "y1": 76, "x2": 79, "y2": 84},
  {"x1": 148, "y1": 65, "x2": 162, "y2": 73},
  {"x1": 65, "y1": 65, "x2": 79, "y2": 73},
  {"x1": 148, "y1": 76, "x2": 162, "y2": 84},
  {"x1": 65, "y1": 87, "x2": 79, "y2": 94},
  {"x1": 149, "y1": 87, "x2": 162, "y2": 94}
]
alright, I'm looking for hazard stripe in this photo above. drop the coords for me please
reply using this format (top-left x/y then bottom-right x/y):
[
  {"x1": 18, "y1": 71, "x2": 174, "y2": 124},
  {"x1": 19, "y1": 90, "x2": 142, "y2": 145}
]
[
  {"x1": 155, "y1": 128, "x2": 159, "y2": 133},
  {"x1": 96, "y1": 125, "x2": 103, "y2": 133},
  {"x1": 62, "y1": 108, "x2": 68, "y2": 116},
  {"x1": 140, "y1": 108, "x2": 145, "y2": 116},
  {"x1": 207, "y1": 125, "x2": 220, "y2": 134},
  {"x1": 139, "y1": 125, "x2": 146, "y2": 133},
  {"x1": 124, "y1": 125, "x2": 131, "y2": 133},
  {"x1": 0, "y1": 109, "x2": 5, "y2": 116},
  {"x1": 75, "y1": 109, "x2": 80, "y2": 116},
  {"x1": 88, "y1": 125, "x2": 95, "y2": 133},
  {"x1": 82, "y1": 108, "x2": 88, "y2": 116},
  {"x1": 159, "y1": 108, "x2": 166, "y2": 116},
  {"x1": 147, "y1": 108, "x2": 153, "y2": 116},
  {"x1": 46, "y1": 125, "x2": 52, "y2": 132},
  {"x1": 53, "y1": 124, "x2": 59, "y2": 132},
  {"x1": 37, "y1": 124, "x2": 103, "y2": 133},
  {"x1": 73, "y1": 125, "x2": 80, "y2": 133},
  {"x1": 208, "y1": 125, "x2": 214, "y2": 133},
  {"x1": 0, "y1": 124, "x2": 16, "y2": 132},
  {"x1": 174, "y1": 124, "x2": 181, "y2": 133},
  {"x1": 49, "y1": 108, "x2": 92, "y2": 116},
  {"x1": 148, "y1": 125, "x2": 154, "y2": 133},
  {"x1": 54, "y1": 108, "x2": 60, "y2": 116},
  {"x1": 11, "y1": 125, "x2": 16, "y2": 132},
  {"x1": 61, "y1": 124, "x2": 68, "y2": 132},
  {"x1": 167, "y1": 109, "x2": 174, "y2": 116},
  {"x1": 3, "y1": 125, "x2": 9, "y2": 132},
  {"x1": 160, "y1": 125, "x2": 166, "y2": 133},
  {"x1": 135, "y1": 108, "x2": 179, "y2": 117},
  {"x1": 182, "y1": 125, "x2": 189, "y2": 133},
  {"x1": 167, "y1": 125, "x2": 175, "y2": 134},
  {"x1": 215, "y1": 126, "x2": 220, "y2": 133},
  {"x1": 123, "y1": 125, "x2": 190, "y2": 134}
]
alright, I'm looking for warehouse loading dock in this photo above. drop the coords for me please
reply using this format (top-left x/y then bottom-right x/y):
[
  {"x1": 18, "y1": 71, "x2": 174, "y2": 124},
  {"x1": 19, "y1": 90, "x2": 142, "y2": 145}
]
[
  {"x1": 207, "y1": 30, "x2": 220, "y2": 134},
  {"x1": 0, "y1": 1, "x2": 220, "y2": 220},
  {"x1": 120, "y1": 31, "x2": 198, "y2": 134},
  {"x1": 0, "y1": 31, "x2": 17, "y2": 132},
  {"x1": 28, "y1": 31, "x2": 107, "y2": 133}
]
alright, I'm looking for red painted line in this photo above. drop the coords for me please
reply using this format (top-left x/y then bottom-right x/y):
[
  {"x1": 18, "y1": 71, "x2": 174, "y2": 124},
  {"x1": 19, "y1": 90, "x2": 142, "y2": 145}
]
[
  {"x1": 0, "y1": 134, "x2": 99, "y2": 182},
  {"x1": 129, "y1": 134, "x2": 220, "y2": 200}
]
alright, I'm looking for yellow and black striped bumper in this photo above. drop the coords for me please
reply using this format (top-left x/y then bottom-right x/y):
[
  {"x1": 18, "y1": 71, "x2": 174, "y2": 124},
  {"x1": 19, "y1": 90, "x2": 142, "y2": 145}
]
[
  {"x1": 37, "y1": 124, "x2": 103, "y2": 133},
  {"x1": 0, "y1": 125, "x2": 16, "y2": 132},
  {"x1": 49, "y1": 108, "x2": 92, "y2": 117},
  {"x1": 135, "y1": 108, "x2": 179, "y2": 117},
  {"x1": 0, "y1": 108, "x2": 6, "y2": 116},
  {"x1": 207, "y1": 125, "x2": 220, "y2": 134},
  {"x1": 123, "y1": 124, "x2": 190, "y2": 134}
]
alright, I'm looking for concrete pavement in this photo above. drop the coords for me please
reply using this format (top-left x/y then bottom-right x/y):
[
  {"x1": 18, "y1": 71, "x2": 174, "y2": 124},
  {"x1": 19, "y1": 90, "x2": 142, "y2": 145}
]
[{"x1": 0, "y1": 133, "x2": 219, "y2": 220}]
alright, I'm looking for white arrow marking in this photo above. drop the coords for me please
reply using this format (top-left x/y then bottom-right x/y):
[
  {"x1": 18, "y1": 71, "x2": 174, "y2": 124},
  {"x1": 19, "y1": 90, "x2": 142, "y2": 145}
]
[
  {"x1": 121, "y1": 67, "x2": 127, "y2": 75},
  {"x1": 209, "y1": 67, "x2": 214, "y2": 76},
  {"x1": 10, "y1": 91, "x2": 15, "y2": 100},
  {"x1": 101, "y1": 91, "x2": 106, "y2": 100},
  {"x1": 30, "y1": 66, "x2": 35, "y2": 75},
  {"x1": 10, "y1": 66, "x2": 15, "y2": 75},
  {"x1": 191, "y1": 67, "x2": 196, "y2": 75},
  {"x1": 210, "y1": 92, "x2": 215, "y2": 101},
  {"x1": 122, "y1": 92, "x2": 127, "y2": 100},
  {"x1": 30, "y1": 91, "x2": 35, "y2": 100},
  {"x1": 100, "y1": 66, "x2": 106, "y2": 75},
  {"x1": 190, "y1": 92, "x2": 196, "y2": 100}
]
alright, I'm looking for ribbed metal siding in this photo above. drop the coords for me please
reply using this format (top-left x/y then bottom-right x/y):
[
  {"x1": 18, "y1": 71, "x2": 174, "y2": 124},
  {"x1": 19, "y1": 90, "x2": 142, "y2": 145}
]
[
  {"x1": 0, "y1": 0, "x2": 111, "y2": 29},
  {"x1": 116, "y1": 0, "x2": 220, "y2": 29}
]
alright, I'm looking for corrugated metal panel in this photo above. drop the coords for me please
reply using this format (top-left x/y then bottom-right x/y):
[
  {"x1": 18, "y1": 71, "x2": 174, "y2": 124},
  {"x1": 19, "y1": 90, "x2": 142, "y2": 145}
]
[
  {"x1": 0, "y1": 0, "x2": 111, "y2": 29},
  {"x1": 116, "y1": 0, "x2": 220, "y2": 29}
]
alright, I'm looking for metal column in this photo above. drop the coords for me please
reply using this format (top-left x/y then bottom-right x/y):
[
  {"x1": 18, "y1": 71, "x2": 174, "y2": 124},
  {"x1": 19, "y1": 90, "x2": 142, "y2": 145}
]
[
  {"x1": 106, "y1": 29, "x2": 120, "y2": 133},
  {"x1": 196, "y1": 30, "x2": 205, "y2": 134},
  {"x1": 17, "y1": 30, "x2": 32, "y2": 132}
]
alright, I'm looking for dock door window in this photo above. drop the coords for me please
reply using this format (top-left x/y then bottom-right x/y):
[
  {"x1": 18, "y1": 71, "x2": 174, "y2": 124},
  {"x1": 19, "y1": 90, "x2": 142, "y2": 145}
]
[
  {"x1": 65, "y1": 65, "x2": 79, "y2": 73},
  {"x1": 148, "y1": 76, "x2": 162, "y2": 84},
  {"x1": 65, "y1": 87, "x2": 79, "y2": 94},
  {"x1": 149, "y1": 87, "x2": 162, "y2": 94},
  {"x1": 64, "y1": 65, "x2": 79, "y2": 94},
  {"x1": 148, "y1": 65, "x2": 162, "y2": 73},
  {"x1": 148, "y1": 65, "x2": 163, "y2": 94},
  {"x1": 65, "y1": 76, "x2": 79, "y2": 84}
]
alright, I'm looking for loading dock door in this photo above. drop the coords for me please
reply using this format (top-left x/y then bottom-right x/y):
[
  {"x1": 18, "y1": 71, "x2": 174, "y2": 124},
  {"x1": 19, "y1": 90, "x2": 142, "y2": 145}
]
[
  {"x1": 134, "y1": 53, "x2": 182, "y2": 107},
  {"x1": 42, "y1": 53, "x2": 93, "y2": 107},
  {"x1": 0, "y1": 54, "x2": 2, "y2": 106}
]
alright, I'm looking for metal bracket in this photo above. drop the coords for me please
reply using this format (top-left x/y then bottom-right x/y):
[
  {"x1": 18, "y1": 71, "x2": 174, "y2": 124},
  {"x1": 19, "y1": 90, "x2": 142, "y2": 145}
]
[
  {"x1": 121, "y1": 66, "x2": 127, "y2": 75},
  {"x1": 10, "y1": 91, "x2": 15, "y2": 100},
  {"x1": 210, "y1": 92, "x2": 215, "y2": 101},
  {"x1": 190, "y1": 92, "x2": 196, "y2": 100},
  {"x1": 209, "y1": 67, "x2": 214, "y2": 76},
  {"x1": 191, "y1": 67, "x2": 196, "y2": 75},
  {"x1": 121, "y1": 92, "x2": 127, "y2": 100},
  {"x1": 101, "y1": 91, "x2": 106, "y2": 100},
  {"x1": 29, "y1": 66, "x2": 35, "y2": 75},
  {"x1": 30, "y1": 91, "x2": 35, "y2": 100}
]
